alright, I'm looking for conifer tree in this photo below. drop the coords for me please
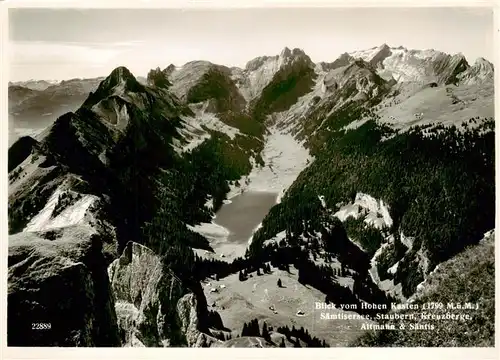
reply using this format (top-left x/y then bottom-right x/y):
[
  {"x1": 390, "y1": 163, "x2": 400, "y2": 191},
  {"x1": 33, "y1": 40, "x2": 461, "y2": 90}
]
[{"x1": 253, "y1": 319, "x2": 261, "y2": 336}]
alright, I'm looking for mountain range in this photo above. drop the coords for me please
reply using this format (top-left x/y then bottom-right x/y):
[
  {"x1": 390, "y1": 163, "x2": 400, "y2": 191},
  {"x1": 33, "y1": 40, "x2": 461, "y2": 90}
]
[{"x1": 7, "y1": 43, "x2": 495, "y2": 347}]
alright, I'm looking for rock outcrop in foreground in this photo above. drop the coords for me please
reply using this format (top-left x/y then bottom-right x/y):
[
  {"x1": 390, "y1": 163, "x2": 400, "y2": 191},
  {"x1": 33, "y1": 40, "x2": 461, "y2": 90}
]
[
  {"x1": 7, "y1": 226, "x2": 121, "y2": 346},
  {"x1": 108, "y1": 241, "x2": 216, "y2": 347}
]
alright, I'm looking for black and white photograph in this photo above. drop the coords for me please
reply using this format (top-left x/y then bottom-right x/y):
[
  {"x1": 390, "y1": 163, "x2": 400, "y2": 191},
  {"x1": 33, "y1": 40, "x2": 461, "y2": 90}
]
[{"x1": 3, "y1": 1, "x2": 497, "y2": 355}]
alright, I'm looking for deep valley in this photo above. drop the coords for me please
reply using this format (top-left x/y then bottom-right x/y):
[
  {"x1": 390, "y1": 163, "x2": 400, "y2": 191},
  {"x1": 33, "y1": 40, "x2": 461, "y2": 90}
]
[{"x1": 7, "y1": 43, "x2": 495, "y2": 348}]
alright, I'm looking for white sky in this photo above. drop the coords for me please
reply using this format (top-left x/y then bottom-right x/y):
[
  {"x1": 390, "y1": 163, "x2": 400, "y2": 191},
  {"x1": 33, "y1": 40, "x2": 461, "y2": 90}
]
[{"x1": 8, "y1": 7, "x2": 494, "y2": 81}]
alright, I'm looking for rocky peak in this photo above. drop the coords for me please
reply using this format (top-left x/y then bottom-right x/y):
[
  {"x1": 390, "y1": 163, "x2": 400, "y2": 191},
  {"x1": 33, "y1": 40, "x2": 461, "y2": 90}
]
[
  {"x1": 320, "y1": 57, "x2": 388, "y2": 102},
  {"x1": 279, "y1": 47, "x2": 312, "y2": 65},
  {"x1": 280, "y1": 46, "x2": 292, "y2": 58},
  {"x1": 244, "y1": 47, "x2": 311, "y2": 73},
  {"x1": 81, "y1": 66, "x2": 146, "y2": 111},
  {"x1": 347, "y1": 44, "x2": 480, "y2": 84},
  {"x1": 320, "y1": 52, "x2": 355, "y2": 71},
  {"x1": 164, "y1": 64, "x2": 177, "y2": 76},
  {"x1": 98, "y1": 66, "x2": 142, "y2": 96},
  {"x1": 6, "y1": 63, "x2": 208, "y2": 347},
  {"x1": 370, "y1": 43, "x2": 393, "y2": 68},
  {"x1": 378, "y1": 43, "x2": 390, "y2": 51},
  {"x1": 432, "y1": 53, "x2": 470, "y2": 85},
  {"x1": 108, "y1": 241, "x2": 212, "y2": 347},
  {"x1": 291, "y1": 48, "x2": 306, "y2": 57},
  {"x1": 457, "y1": 56, "x2": 494, "y2": 85}
]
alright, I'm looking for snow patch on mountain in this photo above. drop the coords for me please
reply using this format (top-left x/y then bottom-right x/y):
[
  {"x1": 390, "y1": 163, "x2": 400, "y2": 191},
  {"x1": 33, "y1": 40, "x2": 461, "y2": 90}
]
[
  {"x1": 334, "y1": 203, "x2": 363, "y2": 222},
  {"x1": 388, "y1": 261, "x2": 399, "y2": 275},
  {"x1": 349, "y1": 44, "x2": 488, "y2": 85},
  {"x1": 334, "y1": 193, "x2": 393, "y2": 230}
]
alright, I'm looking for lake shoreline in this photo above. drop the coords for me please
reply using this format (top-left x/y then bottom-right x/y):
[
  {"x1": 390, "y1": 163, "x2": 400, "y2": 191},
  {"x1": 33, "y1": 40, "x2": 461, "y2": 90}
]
[{"x1": 192, "y1": 191, "x2": 278, "y2": 261}]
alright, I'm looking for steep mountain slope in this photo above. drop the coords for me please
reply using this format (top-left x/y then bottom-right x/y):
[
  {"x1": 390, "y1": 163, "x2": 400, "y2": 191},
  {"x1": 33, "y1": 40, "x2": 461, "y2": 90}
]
[
  {"x1": 7, "y1": 65, "x2": 263, "y2": 346},
  {"x1": 8, "y1": 69, "x2": 190, "y2": 346},
  {"x1": 8, "y1": 226, "x2": 121, "y2": 346},
  {"x1": 108, "y1": 241, "x2": 216, "y2": 347},
  {"x1": 278, "y1": 59, "x2": 391, "y2": 144},
  {"x1": 352, "y1": 230, "x2": 495, "y2": 346},
  {"x1": 169, "y1": 61, "x2": 246, "y2": 113}
]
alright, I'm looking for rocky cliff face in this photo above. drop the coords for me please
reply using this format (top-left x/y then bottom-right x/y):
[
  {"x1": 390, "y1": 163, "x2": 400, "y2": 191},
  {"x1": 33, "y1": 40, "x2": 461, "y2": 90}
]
[
  {"x1": 146, "y1": 67, "x2": 173, "y2": 89},
  {"x1": 108, "y1": 241, "x2": 213, "y2": 347},
  {"x1": 232, "y1": 47, "x2": 315, "y2": 103},
  {"x1": 8, "y1": 226, "x2": 121, "y2": 346}
]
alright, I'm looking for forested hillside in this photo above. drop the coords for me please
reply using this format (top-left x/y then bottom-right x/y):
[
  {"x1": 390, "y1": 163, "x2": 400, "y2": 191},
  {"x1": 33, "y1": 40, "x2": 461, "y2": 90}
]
[
  {"x1": 250, "y1": 109, "x2": 494, "y2": 297},
  {"x1": 7, "y1": 43, "x2": 495, "y2": 347}
]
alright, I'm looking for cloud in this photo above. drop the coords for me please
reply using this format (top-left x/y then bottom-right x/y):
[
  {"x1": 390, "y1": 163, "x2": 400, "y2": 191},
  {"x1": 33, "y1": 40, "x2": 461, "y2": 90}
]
[
  {"x1": 8, "y1": 39, "x2": 242, "y2": 81},
  {"x1": 9, "y1": 40, "x2": 146, "y2": 80}
]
